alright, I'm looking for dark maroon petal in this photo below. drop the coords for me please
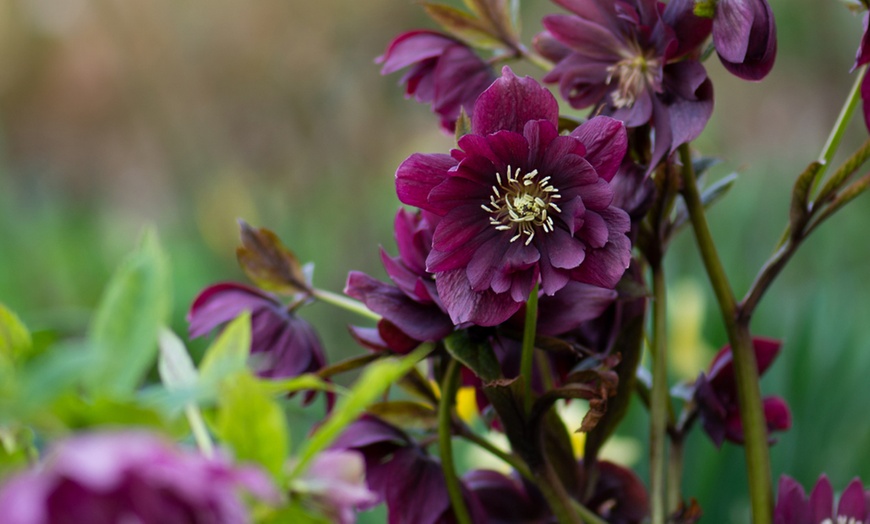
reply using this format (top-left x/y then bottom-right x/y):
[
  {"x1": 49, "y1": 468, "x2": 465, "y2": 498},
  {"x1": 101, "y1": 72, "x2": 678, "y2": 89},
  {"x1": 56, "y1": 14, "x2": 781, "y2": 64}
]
[
  {"x1": 837, "y1": 478, "x2": 868, "y2": 520},
  {"x1": 576, "y1": 210, "x2": 609, "y2": 248},
  {"x1": 809, "y1": 475, "x2": 835, "y2": 522},
  {"x1": 533, "y1": 30, "x2": 572, "y2": 63},
  {"x1": 541, "y1": 14, "x2": 624, "y2": 62},
  {"x1": 187, "y1": 282, "x2": 274, "y2": 338},
  {"x1": 537, "y1": 282, "x2": 617, "y2": 336},
  {"x1": 436, "y1": 268, "x2": 523, "y2": 326},
  {"x1": 377, "y1": 319, "x2": 423, "y2": 354},
  {"x1": 708, "y1": 337, "x2": 781, "y2": 389},
  {"x1": 472, "y1": 67, "x2": 559, "y2": 136},
  {"x1": 664, "y1": 61, "x2": 714, "y2": 149},
  {"x1": 546, "y1": 55, "x2": 612, "y2": 109},
  {"x1": 569, "y1": 116, "x2": 627, "y2": 183},
  {"x1": 712, "y1": 0, "x2": 754, "y2": 64},
  {"x1": 574, "y1": 180, "x2": 613, "y2": 210},
  {"x1": 715, "y1": 0, "x2": 777, "y2": 80},
  {"x1": 862, "y1": 73, "x2": 870, "y2": 134},
  {"x1": 380, "y1": 249, "x2": 422, "y2": 300},
  {"x1": 855, "y1": 13, "x2": 870, "y2": 70},
  {"x1": 393, "y1": 209, "x2": 432, "y2": 277},
  {"x1": 377, "y1": 31, "x2": 457, "y2": 74},
  {"x1": 347, "y1": 325, "x2": 390, "y2": 352},
  {"x1": 255, "y1": 314, "x2": 325, "y2": 379},
  {"x1": 569, "y1": 206, "x2": 631, "y2": 288},
  {"x1": 774, "y1": 476, "x2": 811, "y2": 524},
  {"x1": 432, "y1": 45, "x2": 495, "y2": 121},
  {"x1": 429, "y1": 208, "x2": 494, "y2": 271},
  {"x1": 545, "y1": 227, "x2": 587, "y2": 270},
  {"x1": 662, "y1": 0, "x2": 713, "y2": 58},
  {"x1": 762, "y1": 396, "x2": 792, "y2": 433},
  {"x1": 395, "y1": 153, "x2": 456, "y2": 212}
]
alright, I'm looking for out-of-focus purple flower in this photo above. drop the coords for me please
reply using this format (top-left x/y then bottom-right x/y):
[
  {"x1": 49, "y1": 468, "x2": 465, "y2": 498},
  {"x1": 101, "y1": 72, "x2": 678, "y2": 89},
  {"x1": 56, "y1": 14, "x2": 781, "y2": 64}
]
[
  {"x1": 536, "y1": 0, "x2": 713, "y2": 168},
  {"x1": 332, "y1": 416, "x2": 484, "y2": 524},
  {"x1": 188, "y1": 282, "x2": 326, "y2": 380},
  {"x1": 295, "y1": 450, "x2": 377, "y2": 524},
  {"x1": 774, "y1": 474, "x2": 870, "y2": 524},
  {"x1": 577, "y1": 460, "x2": 650, "y2": 524},
  {"x1": 463, "y1": 470, "x2": 549, "y2": 524},
  {"x1": 0, "y1": 431, "x2": 277, "y2": 524},
  {"x1": 396, "y1": 66, "x2": 631, "y2": 326},
  {"x1": 853, "y1": 13, "x2": 870, "y2": 133},
  {"x1": 345, "y1": 210, "x2": 454, "y2": 353},
  {"x1": 378, "y1": 30, "x2": 496, "y2": 132},
  {"x1": 707, "y1": 0, "x2": 777, "y2": 80},
  {"x1": 694, "y1": 337, "x2": 792, "y2": 447}
]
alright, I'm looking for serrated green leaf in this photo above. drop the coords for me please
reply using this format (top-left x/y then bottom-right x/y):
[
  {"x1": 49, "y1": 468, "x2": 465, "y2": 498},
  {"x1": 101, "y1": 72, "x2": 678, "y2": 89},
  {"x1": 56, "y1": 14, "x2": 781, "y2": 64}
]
[
  {"x1": 237, "y1": 221, "x2": 311, "y2": 295},
  {"x1": 366, "y1": 400, "x2": 438, "y2": 430},
  {"x1": 199, "y1": 312, "x2": 251, "y2": 387},
  {"x1": 88, "y1": 228, "x2": 170, "y2": 396},
  {"x1": 444, "y1": 330, "x2": 501, "y2": 382},
  {"x1": 290, "y1": 344, "x2": 433, "y2": 479},
  {"x1": 422, "y1": 3, "x2": 504, "y2": 49},
  {"x1": 216, "y1": 372, "x2": 289, "y2": 479},
  {"x1": 0, "y1": 303, "x2": 32, "y2": 364},
  {"x1": 158, "y1": 328, "x2": 198, "y2": 391}
]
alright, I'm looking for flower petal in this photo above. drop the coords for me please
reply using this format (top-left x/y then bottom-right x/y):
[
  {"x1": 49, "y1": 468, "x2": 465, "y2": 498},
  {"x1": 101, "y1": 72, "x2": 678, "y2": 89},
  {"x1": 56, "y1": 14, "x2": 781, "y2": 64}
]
[
  {"x1": 395, "y1": 153, "x2": 456, "y2": 211},
  {"x1": 569, "y1": 116, "x2": 627, "y2": 182},
  {"x1": 471, "y1": 67, "x2": 559, "y2": 136},
  {"x1": 436, "y1": 268, "x2": 523, "y2": 326}
]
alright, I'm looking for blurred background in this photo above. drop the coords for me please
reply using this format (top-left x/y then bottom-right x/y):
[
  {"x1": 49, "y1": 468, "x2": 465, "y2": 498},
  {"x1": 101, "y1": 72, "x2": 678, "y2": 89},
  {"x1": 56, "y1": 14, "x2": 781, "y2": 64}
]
[{"x1": 0, "y1": 0, "x2": 869, "y2": 520}]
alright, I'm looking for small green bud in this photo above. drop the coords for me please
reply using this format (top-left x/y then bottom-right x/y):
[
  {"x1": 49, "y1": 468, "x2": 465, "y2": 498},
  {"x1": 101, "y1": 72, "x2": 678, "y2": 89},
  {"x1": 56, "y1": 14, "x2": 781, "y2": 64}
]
[{"x1": 693, "y1": 0, "x2": 717, "y2": 19}]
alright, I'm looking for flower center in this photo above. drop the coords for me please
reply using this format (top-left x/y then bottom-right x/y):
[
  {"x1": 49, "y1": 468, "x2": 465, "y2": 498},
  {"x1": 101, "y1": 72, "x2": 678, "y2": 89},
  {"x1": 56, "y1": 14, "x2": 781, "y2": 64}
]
[
  {"x1": 821, "y1": 518, "x2": 862, "y2": 524},
  {"x1": 605, "y1": 43, "x2": 661, "y2": 109},
  {"x1": 481, "y1": 165, "x2": 562, "y2": 245}
]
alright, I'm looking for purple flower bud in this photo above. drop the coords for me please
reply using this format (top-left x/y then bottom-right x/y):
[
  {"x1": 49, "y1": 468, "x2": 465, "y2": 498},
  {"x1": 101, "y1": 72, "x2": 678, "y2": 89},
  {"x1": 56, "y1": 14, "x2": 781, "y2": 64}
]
[
  {"x1": 0, "y1": 431, "x2": 277, "y2": 524},
  {"x1": 378, "y1": 30, "x2": 496, "y2": 132},
  {"x1": 711, "y1": 0, "x2": 777, "y2": 81}
]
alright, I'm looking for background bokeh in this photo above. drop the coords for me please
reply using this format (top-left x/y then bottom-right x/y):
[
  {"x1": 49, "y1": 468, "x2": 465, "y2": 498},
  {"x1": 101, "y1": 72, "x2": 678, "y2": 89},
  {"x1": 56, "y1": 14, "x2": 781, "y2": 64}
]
[{"x1": 1, "y1": 0, "x2": 869, "y2": 520}]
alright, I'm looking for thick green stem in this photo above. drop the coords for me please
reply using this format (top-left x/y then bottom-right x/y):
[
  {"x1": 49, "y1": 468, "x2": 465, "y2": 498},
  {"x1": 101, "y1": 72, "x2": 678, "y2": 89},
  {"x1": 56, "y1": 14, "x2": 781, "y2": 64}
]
[
  {"x1": 814, "y1": 65, "x2": 867, "y2": 192},
  {"x1": 520, "y1": 283, "x2": 540, "y2": 411},
  {"x1": 311, "y1": 288, "x2": 381, "y2": 321},
  {"x1": 667, "y1": 436, "x2": 685, "y2": 514},
  {"x1": 679, "y1": 144, "x2": 772, "y2": 524},
  {"x1": 438, "y1": 358, "x2": 473, "y2": 524},
  {"x1": 650, "y1": 264, "x2": 669, "y2": 524}
]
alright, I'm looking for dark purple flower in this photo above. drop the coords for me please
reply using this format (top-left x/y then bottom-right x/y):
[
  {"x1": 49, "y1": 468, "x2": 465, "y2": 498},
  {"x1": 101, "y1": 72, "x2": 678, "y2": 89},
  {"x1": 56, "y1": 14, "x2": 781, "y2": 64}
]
[
  {"x1": 708, "y1": 0, "x2": 777, "y2": 80},
  {"x1": 0, "y1": 431, "x2": 277, "y2": 524},
  {"x1": 536, "y1": 0, "x2": 713, "y2": 168},
  {"x1": 295, "y1": 450, "x2": 377, "y2": 524},
  {"x1": 396, "y1": 66, "x2": 631, "y2": 326},
  {"x1": 694, "y1": 337, "x2": 792, "y2": 447},
  {"x1": 775, "y1": 474, "x2": 870, "y2": 524},
  {"x1": 463, "y1": 470, "x2": 549, "y2": 524},
  {"x1": 332, "y1": 416, "x2": 484, "y2": 524},
  {"x1": 344, "y1": 210, "x2": 454, "y2": 353},
  {"x1": 577, "y1": 460, "x2": 650, "y2": 524},
  {"x1": 853, "y1": 13, "x2": 870, "y2": 133},
  {"x1": 188, "y1": 282, "x2": 326, "y2": 380},
  {"x1": 378, "y1": 30, "x2": 496, "y2": 132}
]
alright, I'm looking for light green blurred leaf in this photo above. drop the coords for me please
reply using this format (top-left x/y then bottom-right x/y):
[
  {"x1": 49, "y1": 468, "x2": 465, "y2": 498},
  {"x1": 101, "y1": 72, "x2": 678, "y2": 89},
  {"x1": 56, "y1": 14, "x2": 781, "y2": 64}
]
[
  {"x1": 259, "y1": 374, "x2": 341, "y2": 397},
  {"x1": 158, "y1": 328, "x2": 198, "y2": 391},
  {"x1": 290, "y1": 344, "x2": 433, "y2": 479},
  {"x1": 0, "y1": 303, "x2": 32, "y2": 364},
  {"x1": 87, "y1": 228, "x2": 171, "y2": 396},
  {"x1": 422, "y1": 3, "x2": 505, "y2": 49},
  {"x1": 199, "y1": 312, "x2": 251, "y2": 386},
  {"x1": 366, "y1": 400, "x2": 438, "y2": 430},
  {"x1": 216, "y1": 372, "x2": 289, "y2": 479},
  {"x1": 255, "y1": 501, "x2": 331, "y2": 524},
  {"x1": 51, "y1": 394, "x2": 168, "y2": 430}
]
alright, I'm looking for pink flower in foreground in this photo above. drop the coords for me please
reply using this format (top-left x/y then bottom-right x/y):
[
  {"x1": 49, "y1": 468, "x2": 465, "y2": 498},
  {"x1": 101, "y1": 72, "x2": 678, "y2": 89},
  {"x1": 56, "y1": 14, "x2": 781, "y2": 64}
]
[{"x1": 775, "y1": 474, "x2": 870, "y2": 524}]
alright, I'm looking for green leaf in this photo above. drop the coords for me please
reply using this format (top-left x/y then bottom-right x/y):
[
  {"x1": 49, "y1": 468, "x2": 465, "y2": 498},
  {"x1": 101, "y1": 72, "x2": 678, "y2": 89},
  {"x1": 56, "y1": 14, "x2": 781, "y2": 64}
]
[
  {"x1": 216, "y1": 372, "x2": 290, "y2": 479},
  {"x1": 237, "y1": 221, "x2": 311, "y2": 295},
  {"x1": 422, "y1": 3, "x2": 504, "y2": 49},
  {"x1": 199, "y1": 312, "x2": 252, "y2": 387},
  {"x1": 51, "y1": 394, "x2": 168, "y2": 431},
  {"x1": 454, "y1": 108, "x2": 472, "y2": 144},
  {"x1": 158, "y1": 328, "x2": 198, "y2": 391},
  {"x1": 366, "y1": 400, "x2": 438, "y2": 430},
  {"x1": 256, "y1": 501, "x2": 331, "y2": 524},
  {"x1": 0, "y1": 303, "x2": 32, "y2": 364},
  {"x1": 290, "y1": 344, "x2": 433, "y2": 479},
  {"x1": 700, "y1": 172, "x2": 738, "y2": 209},
  {"x1": 87, "y1": 228, "x2": 171, "y2": 396},
  {"x1": 444, "y1": 330, "x2": 501, "y2": 382},
  {"x1": 790, "y1": 161, "x2": 823, "y2": 235},
  {"x1": 259, "y1": 374, "x2": 340, "y2": 397}
]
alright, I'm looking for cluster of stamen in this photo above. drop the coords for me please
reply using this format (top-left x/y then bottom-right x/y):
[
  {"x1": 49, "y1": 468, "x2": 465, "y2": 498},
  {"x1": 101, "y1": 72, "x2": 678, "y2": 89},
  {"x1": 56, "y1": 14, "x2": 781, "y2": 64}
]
[
  {"x1": 605, "y1": 42, "x2": 661, "y2": 109},
  {"x1": 480, "y1": 165, "x2": 562, "y2": 245}
]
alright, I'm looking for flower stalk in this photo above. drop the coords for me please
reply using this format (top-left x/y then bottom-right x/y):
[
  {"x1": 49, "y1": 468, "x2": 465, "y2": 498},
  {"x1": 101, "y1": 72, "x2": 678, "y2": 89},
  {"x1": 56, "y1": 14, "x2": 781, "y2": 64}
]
[
  {"x1": 438, "y1": 358, "x2": 473, "y2": 524},
  {"x1": 815, "y1": 65, "x2": 867, "y2": 191},
  {"x1": 520, "y1": 283, "x2": 540, "y2": 411},
  {"x1": 678, "y1": 144, "x2": 773, "y2": 524},
  {"x1": 311, "y1": 288, "x2": 381, "y2": 321},
  {"x1": 650, "y1": 263, "x2": 669, "y2": 524}
]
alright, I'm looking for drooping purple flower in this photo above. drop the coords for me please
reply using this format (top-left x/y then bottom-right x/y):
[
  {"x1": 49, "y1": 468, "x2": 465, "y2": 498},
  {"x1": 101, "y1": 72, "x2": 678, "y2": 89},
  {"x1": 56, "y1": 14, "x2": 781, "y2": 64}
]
[
  {"x1": 707, "y1": 0, "x2": 777, "y2": 80},
  {"x1": 378, "y1": 30, "x2": 496, "y2": 132},
  {"x1": 577, "y1": 460, "x2": 650, "y2": 524},
  {"x1": 694, "y1": 337, "x2": 792, "y2": 447},
  {"x1": 332, "y1": 416, "x2": 484, "y2": 524},
  {"x1": 396, "y1": 66, "x2": 631, "y2": 326},
  {"x1": 344, "y1": 209, "x2": 454, "y2": 353},
  {"x1": 536, "y1": 0, "x2": 713, "y2": 168},
  {"x1": 188, "y1": 282, "x2": 326, "y2": 380},
  {"x1": 0, "y1": 431, "x2": 277, "y2": 524},
  {"x1": 295, "y1": 450, "x2": 378, "y2": 524},
  {"x1": 774, "y1": 474, "x2": 870, "y2": 524}
]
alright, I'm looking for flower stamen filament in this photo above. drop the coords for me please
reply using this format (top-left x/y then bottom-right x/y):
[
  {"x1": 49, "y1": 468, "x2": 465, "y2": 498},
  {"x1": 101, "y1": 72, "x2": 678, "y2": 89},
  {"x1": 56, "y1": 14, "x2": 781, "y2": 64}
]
[{"x1": 481, "y1": 165, "x2": 562, "y2": 245}]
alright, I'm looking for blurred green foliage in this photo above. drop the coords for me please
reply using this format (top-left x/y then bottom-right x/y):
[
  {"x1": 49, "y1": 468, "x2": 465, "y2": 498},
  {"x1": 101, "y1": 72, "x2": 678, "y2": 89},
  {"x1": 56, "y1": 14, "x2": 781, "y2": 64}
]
[{"x1": 1, "y1": 0, "x2": 870, "y2": 520}]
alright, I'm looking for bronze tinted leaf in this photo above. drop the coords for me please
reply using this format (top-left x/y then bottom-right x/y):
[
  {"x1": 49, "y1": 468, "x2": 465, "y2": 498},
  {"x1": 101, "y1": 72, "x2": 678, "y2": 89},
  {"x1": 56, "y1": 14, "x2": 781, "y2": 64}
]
[{"x1": 236, "y1": 220, "x2": 310, "y2": 295}]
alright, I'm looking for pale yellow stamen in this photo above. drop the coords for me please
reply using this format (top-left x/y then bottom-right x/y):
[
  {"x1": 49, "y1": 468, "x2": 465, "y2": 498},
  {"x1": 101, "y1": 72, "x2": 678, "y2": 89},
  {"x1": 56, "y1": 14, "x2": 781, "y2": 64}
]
[
  {"x1": 480, "y1": 165, "x2": 562, "y2": 245},
  {"x1": 604, "y1": 41, "x2": 661, "y2": 109}
]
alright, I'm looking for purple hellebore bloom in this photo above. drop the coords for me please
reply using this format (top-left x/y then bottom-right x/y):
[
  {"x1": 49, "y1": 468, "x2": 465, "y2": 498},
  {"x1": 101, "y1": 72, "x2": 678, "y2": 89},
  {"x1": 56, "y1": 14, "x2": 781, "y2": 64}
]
[
  {"x1": 694, "y1": 337, "x2": 792, "y2": 447},
  {"x1": 295, "y1": 450, "x2": 378, "y2": 524},
  {"x1": 396, "y1": 66, "x2": 632, "y2": 326},
  {"x1": 709, "y1": 0, "x2": 777, "y2": 81},
  {"x1": 775, "y1": 475, "x2": 870, "y2": 524},
  {"x1": 345, "y1": 209, "x2": 454, "y2": 353},
  {"x1": 332, "y1": 416, "x2": 485, "y2": 524},
  {"x1": 577, "y1": 460, "x2": 650, "y2": 524},
  {"x1": 536, "y1": 0, "x2": 714, "y2": 168},
  {"x1": 187, "y1": 282, "x2": 326, "y2": 381},
  {"x1": 462, "y1": 470, "x2": 549, "y2": 524},
  {"x1": 0, "y1": 431, "x2": 277, "y2": 524},
  {"x1": 378, "y1": 30, "x2": 496, "y2": 132}
]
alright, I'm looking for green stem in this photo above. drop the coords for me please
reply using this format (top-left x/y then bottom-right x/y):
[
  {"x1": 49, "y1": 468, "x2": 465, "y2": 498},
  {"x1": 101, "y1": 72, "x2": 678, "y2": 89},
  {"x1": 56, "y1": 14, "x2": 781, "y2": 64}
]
[
  {"x1": 311, "y1": 288, "x2": 381, "y2": 321},
  {"x1": 185, "y1": 404, "x2": 215, "y2": 458},
  {"x1": 458, "y1": 430, "x2": 533, "y2": 481},
  {"x1": 649, "y1": 263, "x2": 669, "y2": 524},
  {"x1": 535, "y1": 459, "x2": 584, "y2": 524},
  {"x1": 814, "y1": 65, "x2": 867, "y2": 193},
  {"x1": 520, "y1": 283, "x2": 540, "y2": 411},
  {"x1": 438, "y1": 358, "x2": 473, "y2": 524},
  {"x1": 679, "y1": 144, "x2": 772, "y2": 524},
  {"x1": 667, "y1": 436, "x2": 685, "y2": 514}
]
